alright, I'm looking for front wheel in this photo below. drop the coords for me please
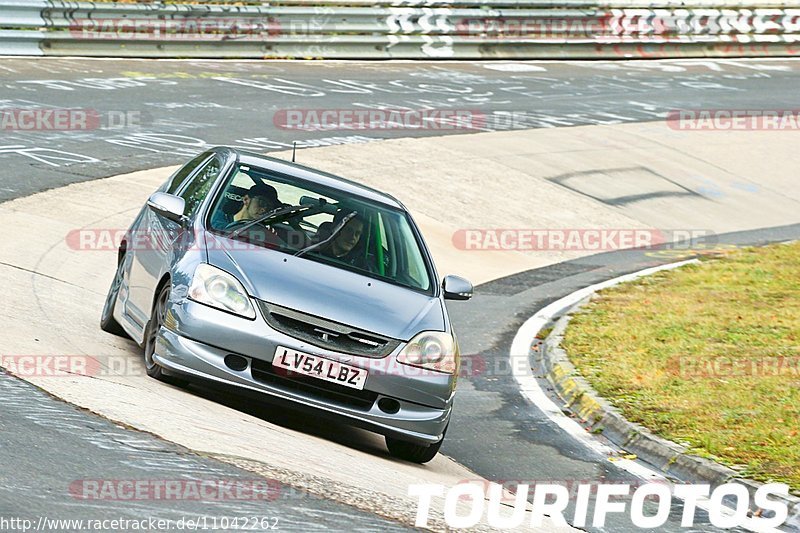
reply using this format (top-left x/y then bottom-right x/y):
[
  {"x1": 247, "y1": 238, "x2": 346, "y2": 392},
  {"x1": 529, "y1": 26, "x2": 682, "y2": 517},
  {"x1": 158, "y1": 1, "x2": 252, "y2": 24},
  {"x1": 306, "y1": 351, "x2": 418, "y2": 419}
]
[
  {"x1": 386, "y1": 426, "x2": 447, "y2": 464},
  {"x1": 100, "y1": 253, "x2": 128, "y2": 338},
  {"x1": 143, "y1": 283, "x2": 187, "y2": 387}
]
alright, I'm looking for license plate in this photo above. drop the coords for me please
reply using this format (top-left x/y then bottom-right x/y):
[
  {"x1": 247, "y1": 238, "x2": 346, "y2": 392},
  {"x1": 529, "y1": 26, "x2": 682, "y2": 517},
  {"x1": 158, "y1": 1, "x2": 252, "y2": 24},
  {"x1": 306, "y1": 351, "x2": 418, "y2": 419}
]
[{"x1": 272, "y1": 346, "x2": 367, "y2": 390}]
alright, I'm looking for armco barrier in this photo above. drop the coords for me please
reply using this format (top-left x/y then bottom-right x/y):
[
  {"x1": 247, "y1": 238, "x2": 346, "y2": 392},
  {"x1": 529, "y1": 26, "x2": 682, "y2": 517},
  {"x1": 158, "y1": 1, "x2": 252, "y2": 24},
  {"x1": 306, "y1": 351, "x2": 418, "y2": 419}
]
[{"x1": 1, "y1": 0, "x2": 799, "y2": 58}]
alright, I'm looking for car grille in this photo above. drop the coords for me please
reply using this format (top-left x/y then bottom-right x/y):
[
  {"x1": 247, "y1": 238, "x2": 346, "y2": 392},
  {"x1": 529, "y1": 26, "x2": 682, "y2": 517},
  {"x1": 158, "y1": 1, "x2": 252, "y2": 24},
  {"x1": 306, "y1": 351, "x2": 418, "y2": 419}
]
[
  {"x1": 250, "y1": 359, "x2": 378, "y2": 411},
  {"x1": 257, "y1": 301, "x2": 400, "y2": 358}
]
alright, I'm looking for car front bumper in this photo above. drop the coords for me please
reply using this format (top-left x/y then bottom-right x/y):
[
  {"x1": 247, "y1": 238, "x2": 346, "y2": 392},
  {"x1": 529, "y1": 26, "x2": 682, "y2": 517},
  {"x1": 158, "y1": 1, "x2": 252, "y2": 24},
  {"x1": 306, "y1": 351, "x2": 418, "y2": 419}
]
[{"x1": 152, "y1": 298, "x2": 454, "y2": 445}]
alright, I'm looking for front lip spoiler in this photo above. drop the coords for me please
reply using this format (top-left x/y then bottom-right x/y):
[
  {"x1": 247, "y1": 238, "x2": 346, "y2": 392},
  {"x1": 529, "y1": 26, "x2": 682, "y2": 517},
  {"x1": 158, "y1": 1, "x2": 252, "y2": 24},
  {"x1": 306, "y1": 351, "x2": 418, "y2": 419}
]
[{"x1": 154, "y1": 354, "x2": 448, "y2": 445}]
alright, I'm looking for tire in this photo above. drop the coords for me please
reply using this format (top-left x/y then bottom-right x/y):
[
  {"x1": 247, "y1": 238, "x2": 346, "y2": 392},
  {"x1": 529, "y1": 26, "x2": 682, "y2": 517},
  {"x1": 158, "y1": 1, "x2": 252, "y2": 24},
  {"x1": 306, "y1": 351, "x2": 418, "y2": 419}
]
[
  {"x1": 143, "y1": 283, "x2": 187, "y2": 387},
  {"x1": 100, "y1": 253, "x2": 129, "y2": 338},
  {"x1": 386, "y1": 426, "x2": 447, "y2": 464}
]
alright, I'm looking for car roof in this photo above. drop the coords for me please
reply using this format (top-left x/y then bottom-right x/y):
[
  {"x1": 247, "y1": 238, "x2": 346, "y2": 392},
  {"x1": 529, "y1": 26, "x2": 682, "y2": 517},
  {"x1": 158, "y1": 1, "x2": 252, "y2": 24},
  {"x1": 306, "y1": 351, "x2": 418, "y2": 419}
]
[{"x1": 220, "y1": 147, "x2": 405, "y2": 210}]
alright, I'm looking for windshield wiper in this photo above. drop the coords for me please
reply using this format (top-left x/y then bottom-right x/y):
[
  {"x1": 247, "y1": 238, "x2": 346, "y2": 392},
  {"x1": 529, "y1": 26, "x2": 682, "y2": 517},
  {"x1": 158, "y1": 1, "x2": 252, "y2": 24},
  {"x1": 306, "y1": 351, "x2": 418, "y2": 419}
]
[
  {"x1": 228, "y1": 204, "x2": 313, "y2": 239},
  {"x1": 294, "y1": 211, "x2": 357, "y2": 258}
]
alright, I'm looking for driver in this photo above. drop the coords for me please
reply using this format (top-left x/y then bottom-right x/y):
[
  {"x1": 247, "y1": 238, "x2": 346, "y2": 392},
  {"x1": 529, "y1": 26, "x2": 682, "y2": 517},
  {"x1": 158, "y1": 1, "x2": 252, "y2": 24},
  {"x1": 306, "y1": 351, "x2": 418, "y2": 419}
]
[
  {"x1": 231, "y1": 184, "x2": 279, "y2": 224},
  {"x1": 218, "y1": 184, "x2": 282, "y2": 246},
  {"x1": 211, "y1": 183, "x2": 280, "y2": 230}
]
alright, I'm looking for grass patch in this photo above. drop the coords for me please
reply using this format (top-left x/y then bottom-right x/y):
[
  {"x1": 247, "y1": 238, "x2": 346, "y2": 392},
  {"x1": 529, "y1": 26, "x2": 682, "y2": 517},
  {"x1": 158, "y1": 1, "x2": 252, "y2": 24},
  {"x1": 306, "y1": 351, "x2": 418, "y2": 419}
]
[{"x1": 562, "y1": 242, "x2": 800, "y2": 491}]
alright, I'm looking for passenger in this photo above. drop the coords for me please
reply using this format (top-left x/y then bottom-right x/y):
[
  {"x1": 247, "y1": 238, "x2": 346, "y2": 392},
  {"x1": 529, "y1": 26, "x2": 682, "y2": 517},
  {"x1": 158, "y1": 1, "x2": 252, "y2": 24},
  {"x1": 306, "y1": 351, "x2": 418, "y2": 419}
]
[{"x1": 320, "y1": 210, "x2": 366, "y2": 268}]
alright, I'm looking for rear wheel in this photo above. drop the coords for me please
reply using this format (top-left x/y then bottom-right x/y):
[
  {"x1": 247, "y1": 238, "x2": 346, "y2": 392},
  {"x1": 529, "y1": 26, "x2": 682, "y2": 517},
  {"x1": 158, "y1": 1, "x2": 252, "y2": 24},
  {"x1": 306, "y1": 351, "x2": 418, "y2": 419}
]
[
  {"x1": 100, "y1": 252, "x2": 128, "y2": 338},
  {"x1": 386, "y1": 426, "x2": 447, "y2": 464},
  {"x1": 144, "y1": 283, "x2": 187, "y2": 387}
]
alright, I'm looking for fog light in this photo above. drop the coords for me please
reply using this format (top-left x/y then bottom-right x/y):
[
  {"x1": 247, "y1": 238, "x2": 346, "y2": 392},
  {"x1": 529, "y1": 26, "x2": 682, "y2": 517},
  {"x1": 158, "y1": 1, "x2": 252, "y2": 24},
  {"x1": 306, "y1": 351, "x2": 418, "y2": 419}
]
[
  {"x1": 378, "y1": 398, "x2": 401, "y2": 414},
  {"x1": 224, "y1": 354, "x2": 248, "y2": 372}
]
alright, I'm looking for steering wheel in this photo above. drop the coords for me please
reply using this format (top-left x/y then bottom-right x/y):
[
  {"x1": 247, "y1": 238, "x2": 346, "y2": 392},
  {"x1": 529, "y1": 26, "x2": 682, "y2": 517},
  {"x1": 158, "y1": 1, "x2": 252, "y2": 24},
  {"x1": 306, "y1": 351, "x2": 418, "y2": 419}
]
[{"x1": 224, "y1": 220, "x2": 285, "y2": 247}]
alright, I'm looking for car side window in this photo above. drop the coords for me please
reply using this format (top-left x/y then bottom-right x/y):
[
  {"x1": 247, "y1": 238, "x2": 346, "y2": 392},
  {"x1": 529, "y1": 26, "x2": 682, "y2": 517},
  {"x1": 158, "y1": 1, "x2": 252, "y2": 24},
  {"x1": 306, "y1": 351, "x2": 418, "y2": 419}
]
[
  {"x1": 165, "y1": 153, "x2": 211, "y2": 195},
  {"x1": 179, "y1": 155, "x2": 223, "y2": 218}
]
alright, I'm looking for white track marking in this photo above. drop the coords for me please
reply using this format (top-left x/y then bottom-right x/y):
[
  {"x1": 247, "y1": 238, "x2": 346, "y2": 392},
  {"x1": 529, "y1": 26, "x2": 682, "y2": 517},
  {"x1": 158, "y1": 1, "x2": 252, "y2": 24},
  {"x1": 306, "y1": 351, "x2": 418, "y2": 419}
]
[
  {"x1": 509, "y1": 259, "x2": 784, "y2": 533},
  {"x1": 482, "y1": 63, "x2": 548, "y2": 72}
]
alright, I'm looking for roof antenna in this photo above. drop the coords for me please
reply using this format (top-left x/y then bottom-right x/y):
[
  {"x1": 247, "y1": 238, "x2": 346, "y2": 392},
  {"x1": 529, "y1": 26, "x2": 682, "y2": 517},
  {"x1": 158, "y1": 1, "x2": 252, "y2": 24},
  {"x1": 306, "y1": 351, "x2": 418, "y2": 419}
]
[{"x1": 292, "y1": 141, "x2": 297, "y2": 163}]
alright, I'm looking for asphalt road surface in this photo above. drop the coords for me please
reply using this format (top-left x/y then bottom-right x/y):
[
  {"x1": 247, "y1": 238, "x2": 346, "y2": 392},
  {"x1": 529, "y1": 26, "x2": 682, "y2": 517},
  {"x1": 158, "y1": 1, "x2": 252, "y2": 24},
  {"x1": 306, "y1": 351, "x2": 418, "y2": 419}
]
[
  {"x1": 443, "y1": 223, "x2": 800, "y2": 532},
  {"x1": 0, "y1": 371, "x2": 415, "y2": 532},
  {"x1": 0, "y1": 58, "x2": 798, "y2": 201}
]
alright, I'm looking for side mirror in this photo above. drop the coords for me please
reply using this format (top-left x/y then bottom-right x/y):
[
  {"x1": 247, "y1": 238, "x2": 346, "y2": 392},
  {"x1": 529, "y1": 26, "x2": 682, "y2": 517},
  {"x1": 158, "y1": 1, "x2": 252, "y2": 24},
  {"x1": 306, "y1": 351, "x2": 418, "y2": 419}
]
[
  {"x1": 442, "y1": 275, "x2": 473, "y2": 301},
  {"x1": 147, "y1": 192, "x2": 186, "y2": 223}
]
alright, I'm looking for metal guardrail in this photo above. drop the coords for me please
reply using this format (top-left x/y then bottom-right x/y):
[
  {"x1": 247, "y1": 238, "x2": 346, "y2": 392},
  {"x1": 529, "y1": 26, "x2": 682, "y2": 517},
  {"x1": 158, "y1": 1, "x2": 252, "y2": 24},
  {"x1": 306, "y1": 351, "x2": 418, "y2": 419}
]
[
  {"x1": 30, "y1": 0, "x2": 800, "y2": 6},
  {"x1": 1, "y1": 0, "x2": 799, "y2": 58}
]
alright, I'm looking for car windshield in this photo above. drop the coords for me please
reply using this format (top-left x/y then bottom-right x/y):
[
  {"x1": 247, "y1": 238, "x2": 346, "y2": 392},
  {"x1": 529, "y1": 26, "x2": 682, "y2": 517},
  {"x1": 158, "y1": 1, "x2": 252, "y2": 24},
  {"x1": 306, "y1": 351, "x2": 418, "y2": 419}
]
[{"x1": 207, "y1": 163, "x2": 433, "y2": 293}]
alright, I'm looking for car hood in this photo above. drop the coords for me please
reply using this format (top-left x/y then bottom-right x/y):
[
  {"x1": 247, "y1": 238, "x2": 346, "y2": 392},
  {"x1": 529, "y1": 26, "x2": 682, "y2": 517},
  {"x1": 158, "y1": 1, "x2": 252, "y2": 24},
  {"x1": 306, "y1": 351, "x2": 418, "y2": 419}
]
[{"x1": 204, "y1": 233, "x2": 444, "y2": 341}]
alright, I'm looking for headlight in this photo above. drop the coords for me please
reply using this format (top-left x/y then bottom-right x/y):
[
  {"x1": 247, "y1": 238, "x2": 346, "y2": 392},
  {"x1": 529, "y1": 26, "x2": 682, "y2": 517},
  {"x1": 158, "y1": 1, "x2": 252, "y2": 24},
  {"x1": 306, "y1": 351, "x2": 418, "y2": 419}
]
[
  {"x1": 397, "y1": 331, "x2": 459, "y2": 375},
  {"x1": 188, "y1": 263, "x2": 256, "y2": 319}
]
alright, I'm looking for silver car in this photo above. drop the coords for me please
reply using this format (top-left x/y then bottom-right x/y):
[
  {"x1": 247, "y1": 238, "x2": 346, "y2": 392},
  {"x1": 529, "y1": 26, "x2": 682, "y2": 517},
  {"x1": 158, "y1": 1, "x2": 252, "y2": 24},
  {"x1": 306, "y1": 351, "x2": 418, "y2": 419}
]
[{"x1": 101, "y1": 147, "x2": 472, "y2": 463}]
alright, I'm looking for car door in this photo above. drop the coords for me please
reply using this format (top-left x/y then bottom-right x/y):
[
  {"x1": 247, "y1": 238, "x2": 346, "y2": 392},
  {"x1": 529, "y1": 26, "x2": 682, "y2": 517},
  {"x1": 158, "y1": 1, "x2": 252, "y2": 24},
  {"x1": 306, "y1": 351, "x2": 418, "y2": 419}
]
[{"x1": 125, "y1": 153, "x2": 223, "y2": 327}]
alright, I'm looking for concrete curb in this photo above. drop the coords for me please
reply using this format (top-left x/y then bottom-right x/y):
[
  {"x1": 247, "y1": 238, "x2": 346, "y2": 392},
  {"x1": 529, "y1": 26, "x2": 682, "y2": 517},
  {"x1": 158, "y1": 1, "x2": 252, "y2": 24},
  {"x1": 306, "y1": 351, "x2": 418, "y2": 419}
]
[{"x1": 539, "y1": 293, "x2": 800, "y2": 530}]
